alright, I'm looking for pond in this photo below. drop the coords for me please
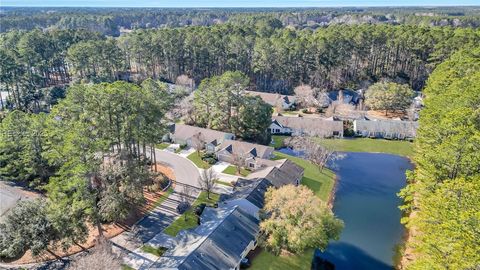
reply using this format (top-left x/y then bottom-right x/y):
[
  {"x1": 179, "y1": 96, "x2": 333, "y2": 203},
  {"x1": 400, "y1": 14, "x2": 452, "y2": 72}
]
[{"x1": 318, "y1": 152, "x2": 413, "y2": 270}]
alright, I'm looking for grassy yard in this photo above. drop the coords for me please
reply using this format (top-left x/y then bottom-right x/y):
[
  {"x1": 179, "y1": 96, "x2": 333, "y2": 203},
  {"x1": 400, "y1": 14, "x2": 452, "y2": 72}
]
[
  {"x1": 274, "y1": 151, "x2": 336, "y2": 201},
  {"x1": 221, "y1": 165, "x2": 251, "y2": 177},
  {"x1": 315, "y1": 137, "x2": 413, "y2": 157},
  {"x1": 141, "y1": 245, "x2": 168, "y2": 257},
  {"x1": 272, "y1": 135, "x2": 413, "y2": 157},
  {"x1": 250, "y1": 248, "x2": 315, "y2": 270},
  {"x1": 156, "y1": 142, "x2": 170, "y2": 150},
  {"x1": 215, "y1": 179, "x2": 233, "y2": 186},
  {"x1": 186, "y1": 152, "x2": 212, "y2": 169},
  {"x1": 163, "y1": 191, "x2": 220, "y2": 237},
  {"x1": 250, "y1": 150, "x2": 336, "y2": 270},
  {"x1": 271, "y1": 135, "x2": 290, "y2": 149}
]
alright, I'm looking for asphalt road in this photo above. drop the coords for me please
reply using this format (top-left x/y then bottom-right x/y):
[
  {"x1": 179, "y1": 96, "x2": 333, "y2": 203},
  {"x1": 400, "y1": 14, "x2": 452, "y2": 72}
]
[
  {"x1": 154, "y1": 149, "x2": 201, "y2": 189},
  {"x1": 133, "y1": 149, "x2": 201, "y2": 243}
]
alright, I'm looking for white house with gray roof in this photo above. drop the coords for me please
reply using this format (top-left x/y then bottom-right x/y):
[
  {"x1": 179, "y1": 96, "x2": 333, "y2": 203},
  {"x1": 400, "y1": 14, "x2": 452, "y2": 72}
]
[
  {"x1": 269, "y1": 115, "x2": 344, "y2": 138},
  {"x1": 170, "y1": 124, "x2": 235, "y2": 152},
  {"x1": 353, "y1": 119, "x2": 418, "y2": 140},
  {"x1": 216, "y1": 140, "x2": 275, "y2": 170},
  {"x1": 244, "y1": 90, "x2": 296, "y2": 110}
]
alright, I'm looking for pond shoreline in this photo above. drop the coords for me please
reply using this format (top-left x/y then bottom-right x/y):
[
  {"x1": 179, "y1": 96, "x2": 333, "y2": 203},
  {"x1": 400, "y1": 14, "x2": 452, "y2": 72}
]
[{"x1": 320, "y1": 152, "x2": 412, "y2": 270}]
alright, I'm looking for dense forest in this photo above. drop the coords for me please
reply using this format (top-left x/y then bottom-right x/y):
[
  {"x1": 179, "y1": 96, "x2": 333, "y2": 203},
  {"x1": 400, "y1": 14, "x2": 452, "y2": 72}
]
[
  {"x1": 0, "y1": 7, "x2": 479, "y2": 269},
  {"x1": 2, "y1": 7, "x2": 480, "y2": 35},
  {"x1": 399, "y1": 47, "x2": 480, "y2": 269},
  {"x1": 1, "y1": 21, "x2": 479, "y2": 113}
]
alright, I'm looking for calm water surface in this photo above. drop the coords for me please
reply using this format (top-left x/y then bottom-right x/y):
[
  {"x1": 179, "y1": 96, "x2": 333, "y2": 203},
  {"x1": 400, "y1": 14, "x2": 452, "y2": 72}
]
[{"x1": 319, "y1": 152, "x2": 413, "y2": 270}]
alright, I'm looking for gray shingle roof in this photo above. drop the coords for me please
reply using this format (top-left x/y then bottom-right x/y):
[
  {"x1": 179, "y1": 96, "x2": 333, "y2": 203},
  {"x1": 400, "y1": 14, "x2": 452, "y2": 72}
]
[
  {"x1": 244, "y1": 91, "x2": 295, "y2": 106},
  {"x1": 354, "y1": 119, "x2": 418, "y2": 138},
  {"x1": 220, "y1": 178, "x2": 273, "y2": 209},
  {"x1": 152, "y1": 205, "x2": 259, "y2": 270},
  {"x1": 171, "y1": 124, "x2": 234, "y2": 145},
  {"x1": 218, "y1": 140, "x2": 274, "y2": 159},
  {"x1": 273, "y1": 115, "x2": 343, "y2": 136},
  {"x1": 247, "y1": 159, "x2": 304, "y2": 188}
]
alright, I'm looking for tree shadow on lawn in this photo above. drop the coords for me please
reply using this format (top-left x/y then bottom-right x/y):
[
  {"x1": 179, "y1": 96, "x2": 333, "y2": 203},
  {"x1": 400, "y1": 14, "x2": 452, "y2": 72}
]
[{"x1": 301, "y1": 176, "x2": 323, "y2": 195}]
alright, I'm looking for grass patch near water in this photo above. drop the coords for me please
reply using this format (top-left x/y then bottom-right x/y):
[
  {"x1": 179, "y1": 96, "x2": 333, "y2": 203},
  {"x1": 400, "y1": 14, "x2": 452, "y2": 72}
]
[{"x1": 315, "y1": 137, "x2": 413, "y2": 157}]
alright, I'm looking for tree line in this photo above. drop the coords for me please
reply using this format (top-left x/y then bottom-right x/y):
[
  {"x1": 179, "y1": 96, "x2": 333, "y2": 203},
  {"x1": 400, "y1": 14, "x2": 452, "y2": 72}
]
[
  {"x1": 2, "y1": 7, "x2": 480, "y2": 35},
  {"x1": 0, "y1": 80, "x2": 173, "y2": 259},
  {"x1": 398, "y1": 47, "x2": 480, "y2": 269},
  {"x1": 1, "y1": 23, "x2": 479, "y2": 113}
]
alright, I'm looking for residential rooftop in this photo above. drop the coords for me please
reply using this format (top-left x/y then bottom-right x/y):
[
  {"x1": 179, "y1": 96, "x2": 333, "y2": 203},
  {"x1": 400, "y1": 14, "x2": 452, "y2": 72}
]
[{"x1": 152, "y1": 205, "x2": 259, "y2": 270}]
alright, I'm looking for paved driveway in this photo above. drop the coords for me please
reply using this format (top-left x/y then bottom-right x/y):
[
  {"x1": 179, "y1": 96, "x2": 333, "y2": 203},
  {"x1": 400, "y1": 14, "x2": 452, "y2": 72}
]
[{"x1": 133, "y1": 149, "x2": 201, "y2": 242}]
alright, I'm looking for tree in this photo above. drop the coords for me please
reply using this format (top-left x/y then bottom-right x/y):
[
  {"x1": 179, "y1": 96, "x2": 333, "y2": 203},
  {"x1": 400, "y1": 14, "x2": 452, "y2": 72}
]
[
  {"x1": 177, "y1": 185, "x2": 194, "y2": 221},
  {"x1": 231, "y1": 152, "x2": 246, "y2": 175},
  {"x1": 294, "y1": 85, "x2": 317, "y2": 108},
  {"x1": 399, "y1": 48, "x2": 480, "y2": 269},
  {"x1": 68, "y1": 237, "x2": 121, "y2": 270},
  {"x1": 198, "y1": 168, "x2": 217, "y2": 200},
  {"x1": 233, "y1": 95, "x2": 272, "y2": 144},
  {"x1": 191, "y1": 132, "x2": 205, "y2": 156},
  {"x1": 0, "y1": 199, "x2": 56, "y2": 258},
  {"x1": 0, "y1": 111, "x2": 54, "y2": 187},
  {"x1": 260, "y1": 185, "x2": 343, "y2": 255},
  {"x1": 405, "y1": 178, "x2": 480, "y2": 270},
  {"x1": 365, "y1": 82, "x2": 414, "y2": 115},
  {"x1": 288, "y1": 137, "x2": 342, "y2": 172}
]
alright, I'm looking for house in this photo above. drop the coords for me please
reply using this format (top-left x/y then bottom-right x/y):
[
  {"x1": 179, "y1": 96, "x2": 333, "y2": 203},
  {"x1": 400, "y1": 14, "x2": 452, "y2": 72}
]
[
  {"x1": 244, "y1": 90, "x2": 296, "y2": 110},
  {"x1": 247, "y1": 159, "x2": 304, "y2": 187},
  {"x1": 216, "y1": 140, "x2": 274, "y2": 170},
  {"x1": 327, "y1": 89, "x2": 364, "y2": 106},
  {"x1": 170, "y1": 124, "x2": 235, "y2": 152},
  {"x1": 219, "y1": 178, "x2": 273, "y2": 218},
  {"x1": 152, "y1": 160, "x2": 304, "y2": 269},
  {"x1": 353, "y1": 119, "x2": 419, "y2": 140},
  {"x1": 269, "y1": 116, "x2": 344, "y2": 138},
  {"x1": 152, "y1": 205, "x2": 259, "y2": 270}
]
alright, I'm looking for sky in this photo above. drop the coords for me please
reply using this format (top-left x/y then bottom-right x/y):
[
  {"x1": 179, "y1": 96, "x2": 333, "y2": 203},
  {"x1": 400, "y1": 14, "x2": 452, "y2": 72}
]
[{"x1": 2, "y1": 0, "x2": 479, "y2": 7}]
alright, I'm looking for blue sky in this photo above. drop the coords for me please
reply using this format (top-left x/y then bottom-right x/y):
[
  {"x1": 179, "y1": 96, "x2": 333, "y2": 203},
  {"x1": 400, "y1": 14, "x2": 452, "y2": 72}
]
[{"x1": 2, "y1": 0, "x2": 479, "y2": 7}]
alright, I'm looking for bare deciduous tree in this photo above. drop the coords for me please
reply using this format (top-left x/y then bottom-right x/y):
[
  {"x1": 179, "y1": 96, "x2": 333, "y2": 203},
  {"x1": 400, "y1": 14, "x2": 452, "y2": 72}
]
[
  {"x1": 175, "y1": 74, "x2": 195, "y2": 90},
  {"x1": 232, "y1": 152, "x2": 246, "y2": 174},
  {"x1": 68, "y1": 237, "x2": 121, "y2": 270},
  {"x1": 288, "y1": 136, "x2": 343, "y2": 172},
  {"x1": 191, "y1": 132, "x2": 205, "y2": 155},
  {"x1": 178, "y1": 184, "x2": 194, "y2": 220},
  {"x1": 198, "y1": 168, "x2": 217, "y2": 200},
  {"x1": 294, "y1": 84, "x2": 318, "y2": 108}
]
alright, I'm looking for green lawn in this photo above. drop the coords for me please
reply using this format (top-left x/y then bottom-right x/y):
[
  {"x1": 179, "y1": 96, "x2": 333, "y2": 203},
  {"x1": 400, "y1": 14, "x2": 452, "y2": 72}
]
[
  {"x1": 272, "y1": 135, "x2": 413, "y2": 157},
  {"x1": 250, "y1": 248, "x2": 314, "y2": 270},
  {"x1": 274, "y1": 151, "x2": 336, "y2": 201},
  {"x1": 271, "y1": 135, "x2": 290, "y2": 149},
  {"x1": 251, "y1": 151, "x2": 336, "y2": 270},
  {"x1": 315, "y1": 137, "x2": 413, "y2": 157},
  {"x1": 187, "y1": 152, "x2": 212, "y2": 169},
  {"x1": 163, "y1": 191, "x2": 220, "y2": 236},
  {"x1": 141, "y1": 245, "x2": 168, "y2": 257},
  {"x1": 215, "y1": 179, "x2": 233, "y2": 186},
  {"x1": 156, "y1": 142, "x2": 170, "y2": 150},
  {"x1": 221, "y1": 165, "x2": 251, "y2": 177}
]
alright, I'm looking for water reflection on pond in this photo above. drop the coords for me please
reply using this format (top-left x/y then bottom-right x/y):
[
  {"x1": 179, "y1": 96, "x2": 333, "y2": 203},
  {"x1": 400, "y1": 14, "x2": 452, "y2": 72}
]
[{"x1": 317, "y1": 152, "x2": 412, "y2": 270}]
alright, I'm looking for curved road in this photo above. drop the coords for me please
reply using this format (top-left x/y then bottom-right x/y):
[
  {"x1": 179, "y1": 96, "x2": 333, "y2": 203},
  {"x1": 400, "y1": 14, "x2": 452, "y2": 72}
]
[
  {"x1": 155, "y1": 149, "x2": 201, "y2": 189},
  {"x1": 132, "y1": 149, "x2": 201, "y2": 243}
]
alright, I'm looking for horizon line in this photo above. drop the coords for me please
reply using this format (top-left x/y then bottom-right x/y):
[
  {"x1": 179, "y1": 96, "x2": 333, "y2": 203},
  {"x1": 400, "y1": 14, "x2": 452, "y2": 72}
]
[{"x1": 2, "y1": 5, "x2": 479, "y2": 8}]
